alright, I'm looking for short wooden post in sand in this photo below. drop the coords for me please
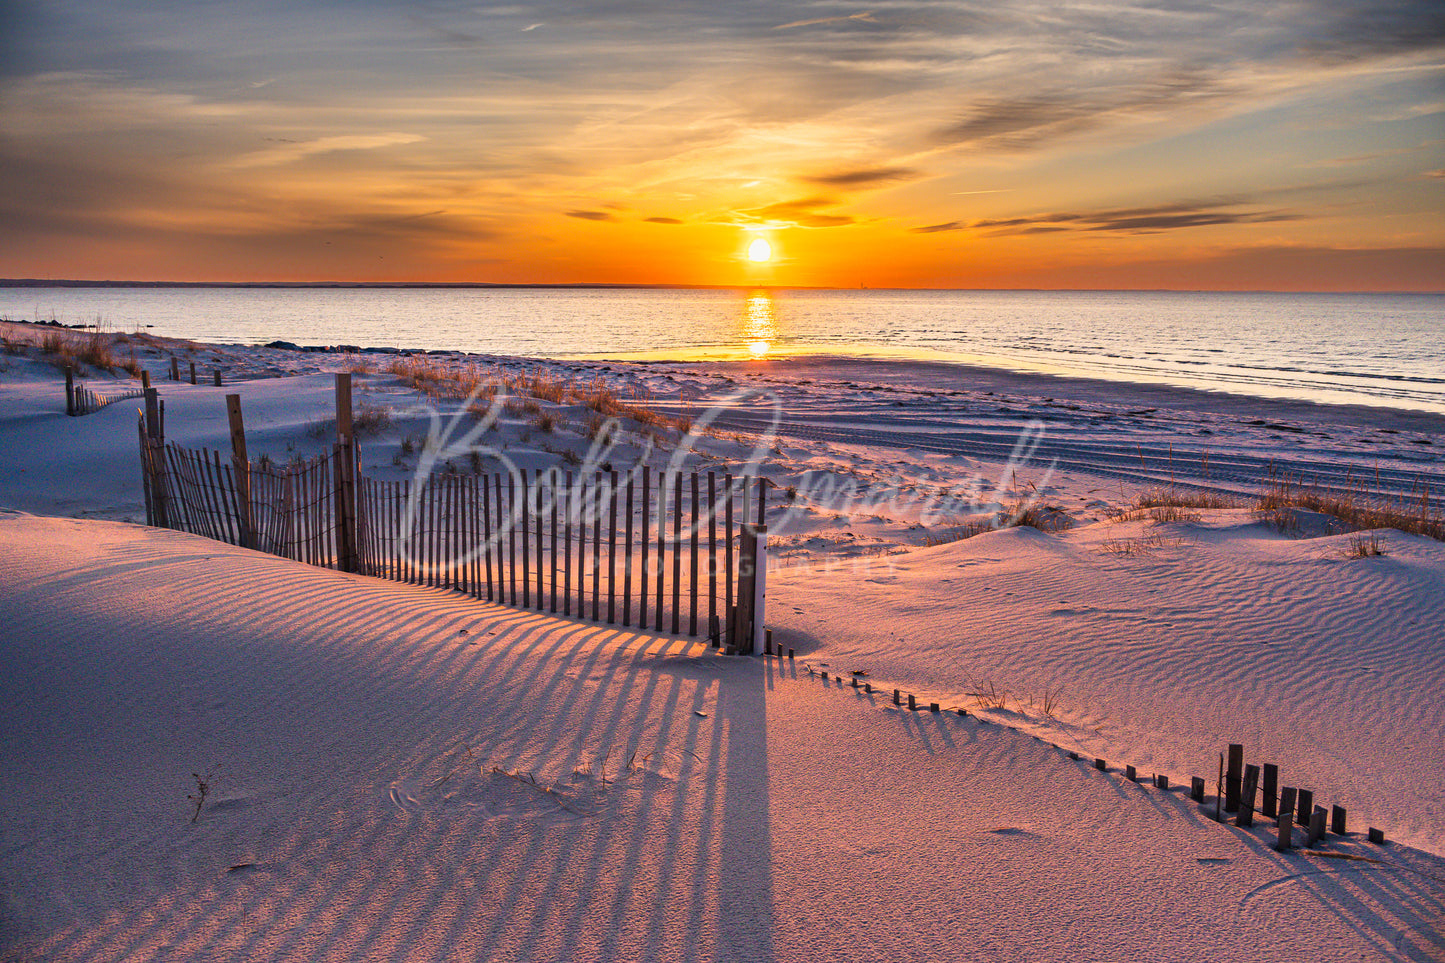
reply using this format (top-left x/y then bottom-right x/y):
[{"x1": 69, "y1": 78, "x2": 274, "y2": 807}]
[
  {"x1": 1278, "y1": 787, "x2": 1297, "y2": 827},
  {"x1": 170, "y1": 356, "x2": 179, "y2": 380},
  {"x1": 1262, "y1": 763, "x2": 1279, "y2": 818},
  {"x1": 1296, "y1": 789, "x2": 1314, "y2": 827},
  {"x1": 1331, "y1": 805, "x2": 1347, "y2": 836},
  {"x1": 189, "y1": 361, "x2": 197, "y2": 384},
  {"x1": 64, "y1": 366, "x2": 75, "y2": 416},
  {"x1": 1236, "y1": 765, "x2": 1259, "y2": 827},
  {"x1": 1276, "y1": 809, "x2": 1294, "y2": 850},
  {"x1": 1225, "y1": 744, "x2": 1244, "y2": 812}
]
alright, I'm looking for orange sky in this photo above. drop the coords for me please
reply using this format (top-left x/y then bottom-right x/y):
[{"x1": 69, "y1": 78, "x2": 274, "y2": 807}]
[{"x1": 2, "y1": 2, "x2": 1442, "y2": 290}]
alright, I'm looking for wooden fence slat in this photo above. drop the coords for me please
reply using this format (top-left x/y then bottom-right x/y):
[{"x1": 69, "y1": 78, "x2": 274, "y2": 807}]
[
  {"x1": 482, "y1": 474, "x2": 493, "y2": 598},
  {"x1": 708, "y1": 472, "x2": 717, "y2": 636},
  {"x1": 563, "y1": 471, "x2": 573, "y2": 617},
  {"x1": 591, "y1": 473, "x2": 601, "y2": 622},
  {"x1": 608, "y1": 470, "x2": 618, "y2": 625},
  {"x1": 623, "y1": 474, "x2": 634, "y2": 627},
  {"x1": 580, "y1": 474, "x2": 589, "y2": 619},
  {"x1": 656, "y1": 469, "x2": 666, "y2": 632},
  {"x1": 525, "y1": 462, "x2": 537, "y2": 601},
  {"x1": 550, "y1": 470, "x2": 559, "y2": 613},
  {"x1": 690, "y1": 471, "x2": 699, "y2": 636},
  {"x1": 640, "y1": 466, "x2": 650, "y2": 630},
  {"x1": 506, "y1": 473, "x2": 516, "y2": 605},
  {"x1": 725, "y1": 473, "x2": 734, "y2": 625},
  {"x1": 672, "y1": 471, "x2": 682, "y2": 635}
]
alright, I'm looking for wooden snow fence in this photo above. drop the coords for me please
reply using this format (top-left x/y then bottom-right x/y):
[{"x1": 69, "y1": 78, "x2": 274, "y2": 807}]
[
  {"x1": 136, "y1": 378, "x2": 768, "y2": 644},
  {"x1": 66, "y1": 366, "x2": 147, "y2": 416}
]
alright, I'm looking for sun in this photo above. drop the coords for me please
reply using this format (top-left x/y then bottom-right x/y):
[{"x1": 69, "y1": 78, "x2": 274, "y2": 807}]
[{"x1": 747, "y1": 237, "x2": 772, "y2": 262}]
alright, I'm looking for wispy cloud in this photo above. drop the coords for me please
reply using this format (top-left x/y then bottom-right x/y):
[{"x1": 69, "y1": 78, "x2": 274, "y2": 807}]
[
  {"x1": 228, "y1": 133, "x2": 424, "y2": 169},
  {"x1": 802, "y1": 166, "x2": 917, "y2": 188},
  {"x1": 565, "y1": 210, "x2": 615, "y2": 221},
  {"x1": 774, "y1": 11, "x2": 877, "y2": 31},
  {"x1": 913, "y1": 202, "x2": 1304, "y2": 235}
]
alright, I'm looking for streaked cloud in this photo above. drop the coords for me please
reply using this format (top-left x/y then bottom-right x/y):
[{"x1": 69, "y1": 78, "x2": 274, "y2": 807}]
[
  {"x1": 0, "y1": 0, "x2": 1440, "y2": 286},
  {"x1": 803, "y1": 166, "x2": 918, "y2": 188},
  {"x1": 228, "y1": 133, "x2": 425, "y2": 170}
]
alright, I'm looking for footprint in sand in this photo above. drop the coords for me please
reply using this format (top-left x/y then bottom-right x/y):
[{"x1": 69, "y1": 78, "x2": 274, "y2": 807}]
[{"x1": 387, "y1": 778, "x2": 422, "y2": 814}]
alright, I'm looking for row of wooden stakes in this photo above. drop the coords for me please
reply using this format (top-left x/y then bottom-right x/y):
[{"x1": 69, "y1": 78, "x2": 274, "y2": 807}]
[{"x1": 779, "y1": 664, "x2": 1391, "y2": 851}]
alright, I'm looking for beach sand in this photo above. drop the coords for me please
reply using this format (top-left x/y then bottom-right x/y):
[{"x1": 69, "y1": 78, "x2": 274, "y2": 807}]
[{"x1": 0, "y1": 321, "x2": 1441, "y2": 960}]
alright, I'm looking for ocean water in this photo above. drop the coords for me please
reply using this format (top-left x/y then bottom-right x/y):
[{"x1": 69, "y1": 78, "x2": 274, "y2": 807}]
[{"x1": 3, "y1": 286, "x2": 1443, "y2": 414}]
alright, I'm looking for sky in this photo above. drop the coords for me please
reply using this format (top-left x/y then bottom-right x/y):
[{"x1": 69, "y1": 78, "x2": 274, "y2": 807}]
[{"x1": 1, "y1": 0, "x2": 1442, "y2": 289}]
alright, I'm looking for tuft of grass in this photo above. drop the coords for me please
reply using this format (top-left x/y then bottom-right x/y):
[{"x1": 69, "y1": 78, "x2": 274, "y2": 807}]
[
  {"x1": 532, "y1": 410, "x2": 558, "y2": 433},
  {"x1": 969, "y1": 680, "x2": 1010, "y2": 711},
  {"x1": 352, "y1": 401, "x2": 391, "y2": 436},
  {"x1": 1256, "y1": 477, "x2": 1441, "y2": 541},
  {"x1": 1007, "y1": 500, "x2": 1073, "y2": 532},
  {"x1": 1133, "y1": 487, "x2": 1243, "y2": 510},
  {"x1": 1343, "y1": 532, "x2": 1387, "y2": 558},
  {"x1": 1100, "y1": 532, "x2": 1194, "y2": 557},
  {"x1": 922, "y1": 519, "x2": 992, "y2": 547},
  {"x1": 1025, "y1": 686, "x2": 1064, "y2": 718}
]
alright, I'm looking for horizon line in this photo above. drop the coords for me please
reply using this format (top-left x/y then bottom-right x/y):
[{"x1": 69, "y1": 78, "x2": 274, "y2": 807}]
[{"x1": 2, "y1": 279, "x2": 1442, "y2": 296}]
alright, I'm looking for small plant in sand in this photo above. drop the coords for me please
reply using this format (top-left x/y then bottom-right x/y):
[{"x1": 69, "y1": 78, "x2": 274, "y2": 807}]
[
  {"x1": 532, "y1": 410, "x2": 558, "y2": 433},
  {"x1": 352, "y1": 401, "x2": 391, "y2": 436},
  {"x1": 1100, "y1": 531, "x2": 1194, "y2": 556},
  {"x1": 1005, "y1": 500, "x2": 1073, "y2": 532},
  {"x1": 187, "y1": 764, "x2": 219, "y2": 823},
  {"x1": 969, "y1": 680, "x2": 1010, "y2": 711},
  {"x1": 1343, "y1": 532, "x2": 1387, "y2": 558},
  {"x1": 1024, "y1": 686, "x2": 1064, "y2": 719}
]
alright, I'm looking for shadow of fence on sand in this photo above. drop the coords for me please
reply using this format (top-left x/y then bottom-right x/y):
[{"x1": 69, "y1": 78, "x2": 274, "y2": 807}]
[{"x1": 13, "y1": 531, "x2": 773, "y2": 963}]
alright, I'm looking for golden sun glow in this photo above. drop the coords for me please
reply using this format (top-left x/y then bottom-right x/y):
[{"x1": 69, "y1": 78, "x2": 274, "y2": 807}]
[{"x1": 747, "y1": 237, "x2": 773, "y2": 262}]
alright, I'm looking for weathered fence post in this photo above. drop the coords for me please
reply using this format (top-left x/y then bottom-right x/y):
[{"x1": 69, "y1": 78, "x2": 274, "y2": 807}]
[
  {"x1": 1262, "y1": 763, "x2": 1278, "y2": 817},
  {"x1": 1237, "y1": 764, "x2": 1259, "y2": 827},
  {"x1": 226, "y1": 394, "x2": 253, "y2": 550},
  {"x1": 170, "y1": 356, "x2": 179, "y2": 381},
  {"x1": 141, "y1": 370, "x2": 150, "y2": 389},
  {"x1": 213, "y1": 368, "x2": 222, "y2": 387},
  {"x1": 731, "y1": 522, "x2": 765, "y2": 653},
  {"x1": 65, "y1": 366, "x2": 75, "y2": 416},
  {"x1": 1225, "y1": 744, "x2": 1243, "y2": 812},
  {"x1": 333, "y1": 373, "x2": 358, "y2": 573},
  {"x1": 143, "y1": 387, "x2": 169, "y2": 528},
  {"x1": 189, "y1": 361, "x2": 197, "y2": 385}
]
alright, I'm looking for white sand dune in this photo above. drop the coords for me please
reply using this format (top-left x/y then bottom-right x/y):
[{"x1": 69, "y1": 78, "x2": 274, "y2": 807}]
[
  {"x1": 2, "y1": 513, "x2": 1443, "y2": 962},
  {"x1": 1, "y1": 325, "x2": 1443, "y2": 959},
  {"x1": 770, "y1": 513, "x2": 1445, "y2": 854}
]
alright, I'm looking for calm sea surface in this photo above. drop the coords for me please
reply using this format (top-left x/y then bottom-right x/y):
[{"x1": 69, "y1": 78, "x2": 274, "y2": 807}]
[{"x1": 3, "y1": 287, "x2": 1443, "y2": 414}]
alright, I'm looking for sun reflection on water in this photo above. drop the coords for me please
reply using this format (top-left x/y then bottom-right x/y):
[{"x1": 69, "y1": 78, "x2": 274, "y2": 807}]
[{"x1": 743, "y1": 292, "x2": 776, "y2": 358}]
